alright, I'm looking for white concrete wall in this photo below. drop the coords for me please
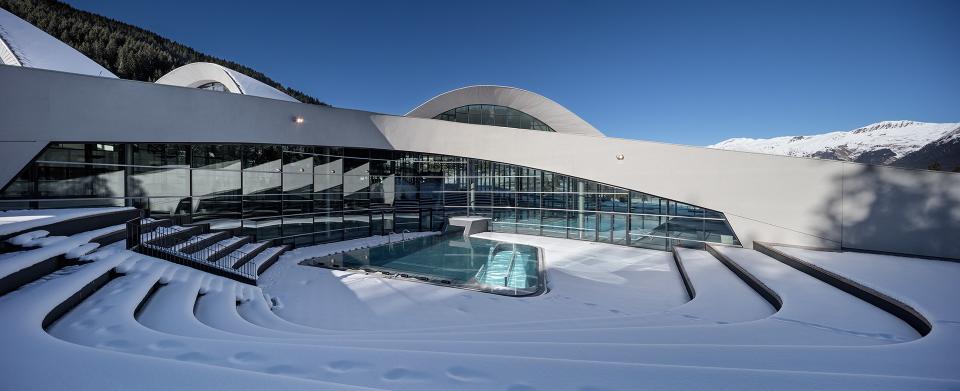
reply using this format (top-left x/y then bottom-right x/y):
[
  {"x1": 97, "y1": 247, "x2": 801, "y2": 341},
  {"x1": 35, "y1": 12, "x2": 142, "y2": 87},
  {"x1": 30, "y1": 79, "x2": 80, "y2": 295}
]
[{"x1": 1, "y1": 65, "x2": 958, "y2": 259}]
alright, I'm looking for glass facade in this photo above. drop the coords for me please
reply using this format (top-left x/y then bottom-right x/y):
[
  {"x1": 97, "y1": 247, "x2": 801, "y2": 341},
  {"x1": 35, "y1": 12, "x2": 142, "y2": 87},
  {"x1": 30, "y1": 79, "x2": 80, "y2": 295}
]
[
  {"x1": 434, "y1": 105, "x2": 556, "y2": 132},
  {"x1": 197, "y1": 82, "x2": 228, "y2": 92},
  {"x1": 0, "y1": 142, "x2": 740, "y2": 250}
]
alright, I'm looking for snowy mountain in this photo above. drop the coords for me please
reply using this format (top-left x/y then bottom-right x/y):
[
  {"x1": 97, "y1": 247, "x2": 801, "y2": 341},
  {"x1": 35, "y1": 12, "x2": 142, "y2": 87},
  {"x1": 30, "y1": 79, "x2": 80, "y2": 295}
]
[
  {"x1": 708, "y1": 120, "x2": 960, "y2": 169},
  {"x1": 894, "y1": 126, "x2": 960, "y2": 170}
]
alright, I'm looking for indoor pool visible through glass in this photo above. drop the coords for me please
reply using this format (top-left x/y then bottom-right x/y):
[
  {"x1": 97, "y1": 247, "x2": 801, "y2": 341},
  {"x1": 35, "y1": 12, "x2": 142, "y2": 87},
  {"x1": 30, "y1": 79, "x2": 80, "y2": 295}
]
[{"x1": 301, "y1": 231, "x2": 543, "y2": 296}]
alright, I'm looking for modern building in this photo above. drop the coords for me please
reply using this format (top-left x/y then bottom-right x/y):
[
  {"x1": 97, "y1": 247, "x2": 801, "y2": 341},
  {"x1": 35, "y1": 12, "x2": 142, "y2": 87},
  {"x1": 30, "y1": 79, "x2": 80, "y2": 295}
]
[
  {"x1": 4, "y1": 8, "x2": 960, "y2": 391},
  {"x1": 0, "y1": 8, "x2": 957, "y2": 260}
]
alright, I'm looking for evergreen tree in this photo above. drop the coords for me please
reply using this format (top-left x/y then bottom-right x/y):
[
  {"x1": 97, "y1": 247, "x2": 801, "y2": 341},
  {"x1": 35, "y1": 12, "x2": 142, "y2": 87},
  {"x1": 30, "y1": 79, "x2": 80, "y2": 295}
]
[{"x1": 0, "y1": 0, "x2": 326, "y2": 105}]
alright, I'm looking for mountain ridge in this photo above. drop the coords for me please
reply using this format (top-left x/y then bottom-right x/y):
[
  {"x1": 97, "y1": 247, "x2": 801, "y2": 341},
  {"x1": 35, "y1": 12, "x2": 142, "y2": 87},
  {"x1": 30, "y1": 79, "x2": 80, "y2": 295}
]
[{"x1": 709, "y1": 120, "x2": 960, "y2": 171}]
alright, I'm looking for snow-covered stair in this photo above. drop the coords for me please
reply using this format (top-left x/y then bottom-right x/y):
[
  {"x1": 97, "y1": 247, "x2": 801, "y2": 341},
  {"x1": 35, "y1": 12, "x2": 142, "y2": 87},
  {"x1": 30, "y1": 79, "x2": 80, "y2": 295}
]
[
  {"x1": 140, "y1": 225, "x2": 190, "y2": 243},
  {"x1": 170, "y1": 232, "x2": 224, "y2": 252},
  {"x1": 222, "y1": 241, "x2": 270, "y2": 269},
  {"x1": 4, "y1": 222, "x2": 958, "y2": 390},
  {"x1": 40, "y1": 250, "x2": 959, "y2": 390},
  {"x1": 197, "y1": 236, "x2": 249, "y2": 262},
  {"x1": 247, "y1": 245, "x2": 289, "y2": 275}
]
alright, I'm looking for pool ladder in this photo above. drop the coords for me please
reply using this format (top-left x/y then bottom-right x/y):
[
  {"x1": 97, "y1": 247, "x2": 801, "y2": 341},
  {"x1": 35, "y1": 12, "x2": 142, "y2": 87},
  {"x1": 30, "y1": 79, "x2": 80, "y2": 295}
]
[
  {"x1": 386, "y1": 229, "x2": 413, "y2": 245},
  {"x1": 485, "y1": 242, "x2": 520, "y2": 288}
]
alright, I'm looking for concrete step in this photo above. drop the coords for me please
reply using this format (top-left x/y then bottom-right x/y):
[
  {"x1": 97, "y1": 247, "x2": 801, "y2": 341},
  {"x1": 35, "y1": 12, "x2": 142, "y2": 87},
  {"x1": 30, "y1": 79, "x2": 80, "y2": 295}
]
[
  {"x1": 249, "y1": 245, "x2": 291, "y2": 276},
  {"x1": 146, "y1": 225, "x2": 204, "y2": 247},
  {"x1": 0, "y1": 208, "x2": 141, "y2": 250},
  {"x1": 229, "y1": 241, "x2": 272, "y2": 269},
  {"x1": 175, "y1": 231, "x2": 230, "y2": 254},
  {"x1": 204, "y1": 236, "x2": 252, "y2": 262}
]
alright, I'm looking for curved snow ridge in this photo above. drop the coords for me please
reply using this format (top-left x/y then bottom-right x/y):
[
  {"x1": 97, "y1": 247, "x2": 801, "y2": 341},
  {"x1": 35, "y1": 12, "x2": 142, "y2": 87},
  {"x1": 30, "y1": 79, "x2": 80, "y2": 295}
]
[
  {"x1": 39, "y1": 253, "x2": 951, "y2": 388},
  {"x1": 5, "y1": 224, "x2": 960, "y2": 389},
  {"x1": 39, "y1": 251, "x2": 958, "y2": 389},
  {"x1": 233, "y1": 247, "x2": 773, "y2": 337},
  {"x1": 56, "y1": 243, "x2": 913, "y2": 347},
  {"x1": 753, "y1": 242, "x2": 931, "y2": 337},
  {"x1": 235, "y1": 245, "x2": 916, "y2": 345},
  {"x1": 0, "y1": 252, "x2": 358, "y2": 391},
  {"x1": 150, "y1": 252, "x2": 765, "y2": 344}
]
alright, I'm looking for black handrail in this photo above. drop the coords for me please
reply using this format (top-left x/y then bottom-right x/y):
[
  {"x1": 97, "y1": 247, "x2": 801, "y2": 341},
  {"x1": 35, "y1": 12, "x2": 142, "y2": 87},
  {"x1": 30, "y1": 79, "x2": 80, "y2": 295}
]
[{"x1": 126, "y1": 217, "x2": 257, "y2": 284}]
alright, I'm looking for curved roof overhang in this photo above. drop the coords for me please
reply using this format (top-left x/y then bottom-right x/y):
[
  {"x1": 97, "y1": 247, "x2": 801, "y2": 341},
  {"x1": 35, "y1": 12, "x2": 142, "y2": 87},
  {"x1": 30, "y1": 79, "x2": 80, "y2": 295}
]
[
  {"x1": 406, "y1": 85, "x2": 603, "y2": 137},
  {"x1": 155, "y1": 62, "x2": 298, "y2": 102}
]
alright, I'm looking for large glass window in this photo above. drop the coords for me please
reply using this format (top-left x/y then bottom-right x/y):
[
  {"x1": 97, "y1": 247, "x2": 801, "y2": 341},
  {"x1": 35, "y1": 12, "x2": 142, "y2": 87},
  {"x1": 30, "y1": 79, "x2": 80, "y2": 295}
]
[
  {"x1": 197, "y1": 82, "x2": 228, "y2": 92},
  {"x1": 2, "y1": 142, "x2": 741, "y2": 251},
  {"x1": 434, "y1": 104, "x2": 556, "y2": 132}
]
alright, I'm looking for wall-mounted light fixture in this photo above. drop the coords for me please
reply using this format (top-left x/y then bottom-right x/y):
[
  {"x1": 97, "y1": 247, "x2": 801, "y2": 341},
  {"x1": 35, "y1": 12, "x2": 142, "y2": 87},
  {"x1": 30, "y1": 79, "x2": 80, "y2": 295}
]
[
  {"x1": 293, "y1": 116, "x2": 305, "y2": 124},
  {"x1": 616, "y1": 153, "x2": 625, "y2": 161}
]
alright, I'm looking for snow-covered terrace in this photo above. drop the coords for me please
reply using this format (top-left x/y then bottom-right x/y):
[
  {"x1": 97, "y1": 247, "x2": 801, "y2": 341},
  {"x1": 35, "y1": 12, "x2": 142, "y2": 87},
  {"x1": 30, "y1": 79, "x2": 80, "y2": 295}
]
[{"x1": 0, "y1": 208, "x2": 957, "y2": 390}]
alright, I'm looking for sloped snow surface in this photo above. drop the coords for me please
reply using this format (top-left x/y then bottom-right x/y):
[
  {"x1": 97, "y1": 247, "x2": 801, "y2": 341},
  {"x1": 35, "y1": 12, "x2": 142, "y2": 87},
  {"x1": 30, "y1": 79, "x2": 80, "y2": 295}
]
[{"x1": 1, "y1": 223, "x2": 958, "y2": 390}]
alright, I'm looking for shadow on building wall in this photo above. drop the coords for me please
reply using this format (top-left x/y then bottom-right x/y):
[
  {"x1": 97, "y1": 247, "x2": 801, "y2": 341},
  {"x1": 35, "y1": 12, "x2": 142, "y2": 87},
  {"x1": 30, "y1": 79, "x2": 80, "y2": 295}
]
[{"x1": 818, "y1": 163, "x2": 960, "y2": 260}]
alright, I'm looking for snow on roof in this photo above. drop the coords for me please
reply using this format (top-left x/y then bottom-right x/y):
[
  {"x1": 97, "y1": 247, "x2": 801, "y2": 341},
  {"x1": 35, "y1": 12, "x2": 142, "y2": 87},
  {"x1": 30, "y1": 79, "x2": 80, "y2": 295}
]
[
  {"x1": 0, "y1": 7, "x2": 116, "y2": 78},
  {"x1": 155, "y1": 62, "x2": 299, "y2": 102}
]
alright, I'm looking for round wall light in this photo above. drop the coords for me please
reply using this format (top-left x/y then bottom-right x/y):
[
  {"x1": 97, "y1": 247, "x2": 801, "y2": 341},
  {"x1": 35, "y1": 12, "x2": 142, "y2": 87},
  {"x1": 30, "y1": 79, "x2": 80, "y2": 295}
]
[
  {"x1": 293, "y1": 116, "x2": 305, "y2": 124},
  {"x1": 616, "y1": 153, "x2": 625, "y2": 161}
]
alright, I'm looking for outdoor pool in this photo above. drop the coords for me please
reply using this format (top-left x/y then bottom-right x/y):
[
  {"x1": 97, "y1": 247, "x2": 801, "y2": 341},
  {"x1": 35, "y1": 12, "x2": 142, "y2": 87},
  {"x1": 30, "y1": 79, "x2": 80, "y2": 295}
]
[{"x1": 300, "y1": 231, "x2": 543, "y2": 296}]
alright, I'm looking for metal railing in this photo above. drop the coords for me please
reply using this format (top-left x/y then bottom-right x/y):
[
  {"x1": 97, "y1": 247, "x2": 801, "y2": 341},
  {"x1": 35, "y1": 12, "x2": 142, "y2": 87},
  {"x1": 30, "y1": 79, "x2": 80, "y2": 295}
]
[
  {"x1": 503, "y1": 245, "x2": 520, "y2": 288},
  {"x1": 126, "y1": 217, "x2": 257, "y2": 284}
]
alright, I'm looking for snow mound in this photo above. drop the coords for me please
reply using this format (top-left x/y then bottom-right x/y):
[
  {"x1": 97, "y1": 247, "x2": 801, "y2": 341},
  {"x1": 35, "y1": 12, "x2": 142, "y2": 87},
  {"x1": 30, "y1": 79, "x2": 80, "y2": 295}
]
[
  {"x1": 65, "y1": 242, "x2": 100, "y2": 259},
  {"x1": 7, "y1": 230, "x2": 49, "y2": 246}
]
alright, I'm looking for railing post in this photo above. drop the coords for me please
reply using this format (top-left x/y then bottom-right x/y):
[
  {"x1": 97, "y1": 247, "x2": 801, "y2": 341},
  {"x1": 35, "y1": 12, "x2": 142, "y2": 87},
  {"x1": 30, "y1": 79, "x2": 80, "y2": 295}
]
[{"x1": 125, "y1": 217, "x2": 142, "y2": 250}]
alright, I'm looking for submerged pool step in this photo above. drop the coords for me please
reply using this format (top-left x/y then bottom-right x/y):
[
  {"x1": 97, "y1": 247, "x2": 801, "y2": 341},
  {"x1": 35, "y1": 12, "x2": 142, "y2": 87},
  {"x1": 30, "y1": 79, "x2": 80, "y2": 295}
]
[{"x1": 475, "y1": 250, "x2": 531, "y2": 288}]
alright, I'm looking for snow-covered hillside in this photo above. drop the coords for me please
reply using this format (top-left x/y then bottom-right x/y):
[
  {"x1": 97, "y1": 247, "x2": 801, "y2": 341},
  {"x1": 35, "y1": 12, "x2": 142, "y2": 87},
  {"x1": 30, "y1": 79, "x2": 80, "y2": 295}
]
[{"x1": 709, "y1": 120, "x2": 960, "y2": 166}]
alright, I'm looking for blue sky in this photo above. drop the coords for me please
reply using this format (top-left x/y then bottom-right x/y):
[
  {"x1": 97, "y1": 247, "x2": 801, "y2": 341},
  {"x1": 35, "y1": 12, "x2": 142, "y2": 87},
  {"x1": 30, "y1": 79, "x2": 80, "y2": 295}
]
[{"x1": 64, "y1": 0, "x2": 959, "y2": 145}]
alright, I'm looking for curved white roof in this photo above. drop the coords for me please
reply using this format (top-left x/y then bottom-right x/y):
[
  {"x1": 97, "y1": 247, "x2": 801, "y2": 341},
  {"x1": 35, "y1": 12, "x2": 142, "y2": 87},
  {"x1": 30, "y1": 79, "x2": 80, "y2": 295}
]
[
  {"x1": 0, "y1": 7, "x2": 115, "y2": 77},
  {"x1": 407, "y1": 85, "x2": 603, "y2": 137},
  {"x1": 155, "y1": 62, "x2": 299, "y2": 102}
]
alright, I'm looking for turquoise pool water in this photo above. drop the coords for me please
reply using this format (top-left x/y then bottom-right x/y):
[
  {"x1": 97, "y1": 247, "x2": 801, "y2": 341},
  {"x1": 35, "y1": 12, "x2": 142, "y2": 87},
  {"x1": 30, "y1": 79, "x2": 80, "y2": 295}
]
[{"x1": 301, "y1": 232, "x2": 542, "y2": 296}]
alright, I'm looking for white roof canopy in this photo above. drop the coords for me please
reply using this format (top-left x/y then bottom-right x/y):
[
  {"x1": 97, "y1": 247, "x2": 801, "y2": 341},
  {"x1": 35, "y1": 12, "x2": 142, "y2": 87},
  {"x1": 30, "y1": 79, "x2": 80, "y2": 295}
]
[
  {"x1": 155, "y1": 62, "x2": 299, "y2": 102},
  {"x1": 407, "y1": 85, "x2": 603, "y2": 137},
  {"x1": 0, "y1": 7, "x2": 116, "y2": 78}
]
